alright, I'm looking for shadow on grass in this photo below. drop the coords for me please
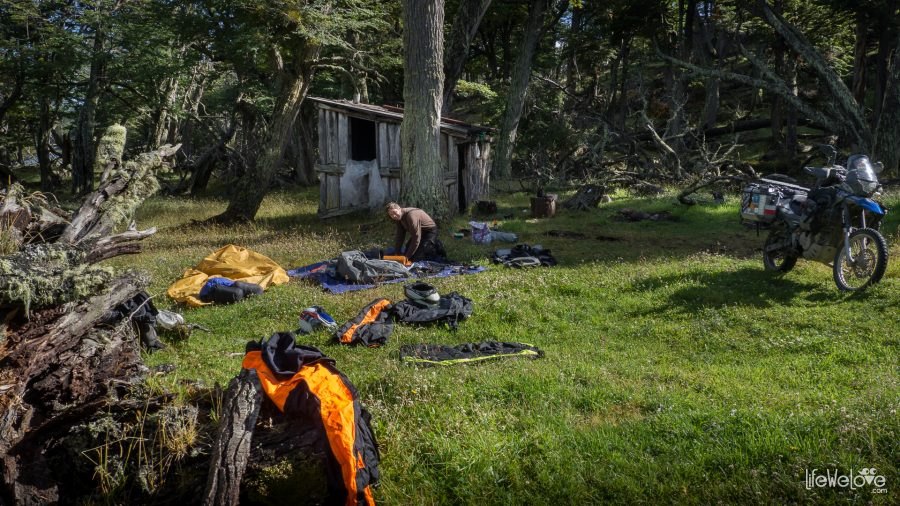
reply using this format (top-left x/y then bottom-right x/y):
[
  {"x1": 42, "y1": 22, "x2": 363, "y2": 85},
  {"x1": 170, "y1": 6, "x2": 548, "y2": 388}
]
[{"x1": 630, "y1": 266, "x2": 830, "y2": 312}]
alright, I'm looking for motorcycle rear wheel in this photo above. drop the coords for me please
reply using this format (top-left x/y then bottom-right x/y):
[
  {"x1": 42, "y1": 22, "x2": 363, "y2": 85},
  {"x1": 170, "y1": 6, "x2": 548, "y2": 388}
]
[
  {"x1": 833, "y1": 228, "x2": 888, "y2": 291},
  {"x1": 763, "y1": 228, "x2": 798, "y2": 273}
]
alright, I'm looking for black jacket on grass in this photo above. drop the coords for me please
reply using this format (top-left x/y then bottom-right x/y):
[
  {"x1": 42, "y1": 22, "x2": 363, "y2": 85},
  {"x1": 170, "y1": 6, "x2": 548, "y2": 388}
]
[
  {"x1": 400, "y1": 341, "x2": 544, "y2": 366},
  {"x1": 391, "y1": 293, "x2": 474, "y2": 330},
  {"x1": 243, "y1": 332, "x2": 380, "y2": 506}
]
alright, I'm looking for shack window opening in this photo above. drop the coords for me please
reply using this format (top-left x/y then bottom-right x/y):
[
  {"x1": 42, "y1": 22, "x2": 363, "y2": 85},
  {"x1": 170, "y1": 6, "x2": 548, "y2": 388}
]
[{"x1": 350, "y1": 117, "x2": 377, "y2": 161}]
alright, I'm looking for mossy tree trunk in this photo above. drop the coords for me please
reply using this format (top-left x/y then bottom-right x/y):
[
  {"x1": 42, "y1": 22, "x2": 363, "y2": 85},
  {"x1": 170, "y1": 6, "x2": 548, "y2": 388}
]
[
  {"x1": 0, "y1": 145, "x2": 177, "y2": 504},
  {"x1": 400, "y1": 0, "x2": 448, "y2": 219},
  {"x1": 212, "y1": 46, "x2": 317, "y2": 224},
  {"x1": 491, "y1": 0, "x2": 551, "y2": 179}
]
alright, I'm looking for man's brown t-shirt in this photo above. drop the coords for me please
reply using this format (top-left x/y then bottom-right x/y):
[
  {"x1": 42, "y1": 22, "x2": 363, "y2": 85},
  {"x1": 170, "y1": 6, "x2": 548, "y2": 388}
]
[{"x1": 394, "y1": 207, "x2": 436, "y2": 258}]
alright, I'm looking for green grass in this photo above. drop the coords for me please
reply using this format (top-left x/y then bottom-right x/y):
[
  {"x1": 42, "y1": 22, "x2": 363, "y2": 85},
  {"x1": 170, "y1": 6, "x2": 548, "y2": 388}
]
[{"x1": 110, "y1": 186, "x2": 899, "y2": 504}]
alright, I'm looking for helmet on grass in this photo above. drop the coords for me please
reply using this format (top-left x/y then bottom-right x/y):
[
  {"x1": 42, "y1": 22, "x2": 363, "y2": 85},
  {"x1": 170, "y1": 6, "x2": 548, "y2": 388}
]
[{"x1": 404, "y1": 282, "x2": 440, "y2": 308}]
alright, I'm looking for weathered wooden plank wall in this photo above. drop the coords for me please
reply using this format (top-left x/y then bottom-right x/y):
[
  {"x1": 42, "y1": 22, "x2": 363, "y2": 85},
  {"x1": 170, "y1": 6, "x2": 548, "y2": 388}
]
[{"x1": 314, "y1": 103, "x2": 490, "y2": 217}]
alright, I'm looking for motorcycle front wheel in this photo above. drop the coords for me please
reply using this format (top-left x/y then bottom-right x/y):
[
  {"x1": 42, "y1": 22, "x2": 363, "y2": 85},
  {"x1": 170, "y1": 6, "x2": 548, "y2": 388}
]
[
  {"x1": 833, "y1": 228, "x2": 888, "y2": 291},
  {"x1": 763, "y1": 227, "x2": 798, "y2": 273}
]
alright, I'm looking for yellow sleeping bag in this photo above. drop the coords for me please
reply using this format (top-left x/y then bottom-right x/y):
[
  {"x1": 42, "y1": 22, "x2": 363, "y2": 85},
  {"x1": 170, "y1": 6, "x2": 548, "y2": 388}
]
[{"x1": 167, "y1": 244, "x2": 290, "y2": 307}]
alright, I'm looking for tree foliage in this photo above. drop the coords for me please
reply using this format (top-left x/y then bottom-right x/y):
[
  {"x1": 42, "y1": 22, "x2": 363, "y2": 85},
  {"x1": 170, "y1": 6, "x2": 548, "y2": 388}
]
[{"x1": 1, "y1": 0, "x2": 899, "y2": 210}]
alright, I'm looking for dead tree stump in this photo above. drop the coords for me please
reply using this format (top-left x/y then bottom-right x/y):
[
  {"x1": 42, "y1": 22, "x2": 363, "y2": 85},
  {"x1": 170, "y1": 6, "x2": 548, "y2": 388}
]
[
  {"x1": 203, "y1": 369, "x2": 263, "y2": 506},
  {"x1": 0, "y1": 144, "x2": 178, "y2": 504},
  {"x1": 562, "y1": 184, "x2": 607, "y2": 211}
]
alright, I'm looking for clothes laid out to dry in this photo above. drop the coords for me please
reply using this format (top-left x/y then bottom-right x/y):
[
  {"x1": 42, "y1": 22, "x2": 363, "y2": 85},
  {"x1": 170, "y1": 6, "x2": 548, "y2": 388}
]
[
  {"x1": 167, "y1": 244, "x2": 289, "y2": 306},
  {"x1": 336, "y1": 298, "x2": 394, "y2": 347},
  {"x1": 390, "y1": 292, "x2": 474, "y2": 330},
  {"x1": 243, "y1": 332, "x2": 379, "y2": 506},
  {"x1": 335, "y1": 250, "x2": 410, "y2": 284},
  {"x1": 289, "y1": 257, "x2": 485, "y2": 295},
  {"x1": 399, "y1": 341, "x2": 545, "y2": 366},
  {"x1": 491, "y1": 244, "x2": 557, "y2": 268},
  {"x1": 334, "y1": 284, "x2": 475, "y2": 347}
]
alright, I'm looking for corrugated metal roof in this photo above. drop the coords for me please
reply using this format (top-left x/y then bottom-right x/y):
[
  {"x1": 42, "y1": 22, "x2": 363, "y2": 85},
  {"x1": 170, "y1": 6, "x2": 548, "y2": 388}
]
[{"x1": 308, "y1": 96, "x2": 492, "y2": 137}]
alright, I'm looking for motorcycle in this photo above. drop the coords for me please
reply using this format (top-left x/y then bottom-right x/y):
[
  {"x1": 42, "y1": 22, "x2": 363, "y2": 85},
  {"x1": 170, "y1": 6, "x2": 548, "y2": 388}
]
[{"x1": 741, "y1": 146, "x2": 889, "y2": 291}]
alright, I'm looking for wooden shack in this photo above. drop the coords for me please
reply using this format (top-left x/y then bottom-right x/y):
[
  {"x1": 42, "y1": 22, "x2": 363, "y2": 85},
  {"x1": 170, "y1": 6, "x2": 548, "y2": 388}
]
[{"x1": 310, "y1": 97, "x2": 492, "y2": 218}]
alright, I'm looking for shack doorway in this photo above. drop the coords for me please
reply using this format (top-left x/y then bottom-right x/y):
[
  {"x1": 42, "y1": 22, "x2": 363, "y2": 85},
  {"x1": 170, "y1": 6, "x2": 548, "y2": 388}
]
[{"x1": 350, "y1": 117, "x2": 376, "y2": 161}]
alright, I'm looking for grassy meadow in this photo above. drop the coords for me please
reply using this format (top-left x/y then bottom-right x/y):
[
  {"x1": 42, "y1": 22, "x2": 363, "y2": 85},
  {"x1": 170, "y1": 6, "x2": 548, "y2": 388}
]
[{"x1": 109, "y1": 185, "x2": 899, "y2": 504}]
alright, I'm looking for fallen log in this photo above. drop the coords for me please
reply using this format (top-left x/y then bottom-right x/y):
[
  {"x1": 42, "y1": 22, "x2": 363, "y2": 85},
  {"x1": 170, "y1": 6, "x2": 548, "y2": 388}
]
[{"x1": 0, "y1": 143, "x2": 178, "y2": 504}]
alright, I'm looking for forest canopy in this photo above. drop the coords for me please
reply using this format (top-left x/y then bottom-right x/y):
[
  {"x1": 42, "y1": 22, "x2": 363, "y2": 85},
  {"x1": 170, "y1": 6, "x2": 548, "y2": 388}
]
[{"x1": 1, "y1": 0, "x2": 899, "y2": 217}]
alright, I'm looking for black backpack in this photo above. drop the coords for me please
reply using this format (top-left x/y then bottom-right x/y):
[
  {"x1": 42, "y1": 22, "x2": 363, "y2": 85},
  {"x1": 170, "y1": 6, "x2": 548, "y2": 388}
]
[
  {"x1": 492, "y1": 244, "x2": 557, "y2": 268},
  {"x1": 391, "y1": 292, "x2": 474, "y2": 330}
]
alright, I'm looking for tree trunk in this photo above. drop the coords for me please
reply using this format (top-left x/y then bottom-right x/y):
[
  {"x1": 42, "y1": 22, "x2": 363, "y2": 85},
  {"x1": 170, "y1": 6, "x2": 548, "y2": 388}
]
[
  {"x1": 873, "y1": 1, "x2": 898, "y2": 125},
  {"x1": 491, "y1": 0, "x2": 550, "y2": 179},
  {"x1": 564, "y1": 3, "x2": 583, "y2": 99},
  {"x1": 37, "y1": 96, "x2": 53, "y2": 192},
  {"x1": 874, "y1": 31, "x2": 900, "y2": 176},
  {"x1": 696, "y1": 6, "x2": 720, "y2": 130},
  {"x1": 213, "y1": 48, "x2": 316, "y2": 223},
  {"x1": 400, "y1": 0, "x2": 448, "y2": 218},
  {"x1": 0, "y1": 71, "x2": 23, "y2": 126},
  {"x1": 442, "y1": 0, "x2": 493, "y2": 115},
  {"x1": 663, "y1": 0, "x2": 695, "y2": 141},
  {"x1": 851, "y1": 15, "x2": 868, "y2": 107},
  {"x1": 203, "y1": 369, "x2": 263, "y2": 506},
  {"x1": 785, "y1": 56, "x2": 799, "y2": 152},
  {"x1": 188, "y1": 125, "x2": 236, "y2": 195},
  {"x1": 72, "y1": 29, "x2": 107, "y2": 195},
  {"x1": 59, "y1": 144, "x2": 176, "y2": 246},
  {"x1": 151, "y1": 77, "x2": 179, "y2": 150},
  {"x1": 769, "y1": 0, "x2": 787, "y2": 148}
]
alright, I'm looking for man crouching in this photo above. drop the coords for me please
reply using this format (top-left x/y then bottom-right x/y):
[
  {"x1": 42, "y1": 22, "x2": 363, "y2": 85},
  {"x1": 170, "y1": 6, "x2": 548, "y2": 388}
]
[{"x1": 386, "y1": 202, "x2": 446, "y2": 261}]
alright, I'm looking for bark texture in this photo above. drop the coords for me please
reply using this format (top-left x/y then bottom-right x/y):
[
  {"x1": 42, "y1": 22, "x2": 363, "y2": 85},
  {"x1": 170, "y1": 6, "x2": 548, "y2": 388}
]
[
  {"x1": 400, "y1": 0, "x2": 448, "y2": 218},
  {"x1": 203, "y1": 369, "x2": 263, "y2": 506}
]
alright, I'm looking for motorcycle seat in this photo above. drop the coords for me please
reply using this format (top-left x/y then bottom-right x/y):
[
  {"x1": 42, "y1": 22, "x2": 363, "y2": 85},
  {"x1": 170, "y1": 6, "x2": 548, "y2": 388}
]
[{"x1": 804, "y1": 166, "x2": 833, "y2": 180}]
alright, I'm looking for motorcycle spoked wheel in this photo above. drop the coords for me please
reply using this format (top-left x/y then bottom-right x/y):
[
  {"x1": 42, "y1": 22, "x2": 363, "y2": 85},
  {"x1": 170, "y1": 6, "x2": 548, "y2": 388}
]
[
  {"x1": 833, "y1": 228, "x2": 888, "y2": 291},
  {"x1": 762, "y1": 227, "x2": 798, "y2": 273}
]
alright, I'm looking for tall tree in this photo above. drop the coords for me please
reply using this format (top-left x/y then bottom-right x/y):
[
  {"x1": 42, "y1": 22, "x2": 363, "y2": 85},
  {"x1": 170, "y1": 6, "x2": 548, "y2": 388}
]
[
  {"x1": 71, "y1": 1, "x2": 121, "y2": 195},
  {"x1": 399, "y1": 0, "x2": 448, "y2": 218},
  {"x1": 442, "y1": 0, "x2": 493, "y2": 115},
  {"x1": 204, "y1": 0, "x2": 382, "y2": 222},
  {"x1": 491, "y1": 0, "x2": 560, "y2": 179}
]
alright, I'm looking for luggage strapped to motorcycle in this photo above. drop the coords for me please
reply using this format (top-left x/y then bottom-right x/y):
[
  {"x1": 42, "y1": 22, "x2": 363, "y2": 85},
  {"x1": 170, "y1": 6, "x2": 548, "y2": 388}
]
[{"x1": 740, "y1": 178, "x2": 808, "y2": 230}]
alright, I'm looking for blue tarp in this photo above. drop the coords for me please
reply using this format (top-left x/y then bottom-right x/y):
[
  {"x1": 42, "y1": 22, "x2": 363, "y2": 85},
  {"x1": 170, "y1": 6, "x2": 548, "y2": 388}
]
[{"x1": 288, "y1": 260, "x2": 486, "y2": 294}]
